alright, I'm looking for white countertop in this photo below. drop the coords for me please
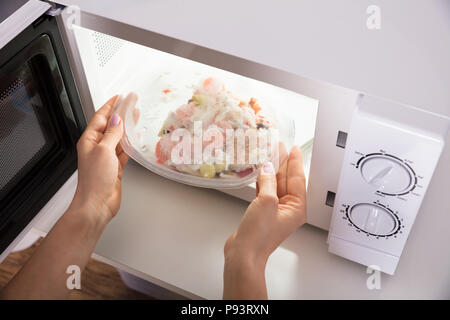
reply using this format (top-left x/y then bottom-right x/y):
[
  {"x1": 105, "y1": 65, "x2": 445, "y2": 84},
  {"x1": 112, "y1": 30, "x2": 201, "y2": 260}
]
[{"x1": 34, "y1": 158, "x2": 450, "y2": 299}]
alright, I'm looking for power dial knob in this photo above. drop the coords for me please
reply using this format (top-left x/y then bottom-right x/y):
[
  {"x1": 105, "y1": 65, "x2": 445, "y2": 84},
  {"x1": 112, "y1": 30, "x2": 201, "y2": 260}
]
[
  {"x1": 347, "y1": 203, "x2": 401, "y2": 237},
  {"x1": 358, "y1": 154, "x2": 416, "y2": 195}
]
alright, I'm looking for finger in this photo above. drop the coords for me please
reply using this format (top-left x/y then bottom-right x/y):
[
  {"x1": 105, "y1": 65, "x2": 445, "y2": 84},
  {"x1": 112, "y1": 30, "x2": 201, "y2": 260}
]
[
  {"x1": 118, "y1": 152, "x2": 129, "y2": 180},
  {"x1": 79, "y1": 129, "x2": 103, "y2": 146},
  {"x1": 286, "y1": 146, "x2": 306, "y2": 198},
  {"x1": 116, "y1": 141, "x2": 124, "y2": 156},
  {"x1": 84, "y1": 95, "x2": 119, "y2": 134},
  {"x1": 100, "y1": 113, "x2": 124, "y2": 150},
  {"x1": 114, "y1": 92, "x2": 138, "y2": 120},
  {"x1": 275, "y1": 143, "x2": 289, "y2": 198},
  {"x1": 118, "y1": 150, "x2": 129, "y2": 169},
  {"x1": 257, "y1": 162, "x2": 278, "y2": 203},
  {"x1": 79, "y1": 96, "x2": 118, "y2": 145},
  {"x1": 101, "y1": 92, "x2": 138, "y2": 150}
]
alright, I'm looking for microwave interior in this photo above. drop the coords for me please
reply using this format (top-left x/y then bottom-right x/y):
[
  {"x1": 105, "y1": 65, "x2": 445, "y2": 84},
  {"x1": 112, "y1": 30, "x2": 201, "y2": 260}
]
[
  {"x1": 70, "y1": 25, "x2": 358, "y2": 230},
  {"x1": 73, "y1": 26, "x2": 319, "y2": 176}
]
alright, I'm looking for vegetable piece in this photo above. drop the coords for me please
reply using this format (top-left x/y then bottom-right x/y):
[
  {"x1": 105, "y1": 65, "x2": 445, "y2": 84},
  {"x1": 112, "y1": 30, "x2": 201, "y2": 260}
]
[
  {"x1": 237, "y1": 168, "x2": 254, "y2": 178},
  {"x1": 214, "y1": 163, "x2": 226, "y2": 173},
  {"x1": 162, "y1": 89, "x2": 171, "y2": 94},
  {"x1": 179, "y1": 165, "x2": 201, "y2": 176},
  {"x1": 252, "y1": 104, "x2": 262, "y2": 114},
  {"x1": 249, "y1": 97, "x2": 262, "y2": 114},
  {"x1": 192, "y1": 94, "x2": 208, "y2": 106},
  {"x1": 157, "y1": 119, "x2": 168, "y2": 137},
  {"x1": 203, "y1": 77, "x2": 214, "y2": 88},
  {"x1": 203, "y1": 77, "x2": 225, "y2": 95},
  {"x1": 200, "y1": 163, "x2": 216, "y2": 178},
  {"x1": 155, "y1": 140, "x2": 168, "y2": 164},
  {"x1": 256, "y1": 122, "x2": 267, "y2": 129}
]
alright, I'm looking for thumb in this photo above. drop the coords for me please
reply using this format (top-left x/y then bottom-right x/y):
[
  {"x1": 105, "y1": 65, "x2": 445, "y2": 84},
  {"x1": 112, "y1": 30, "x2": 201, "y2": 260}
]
[
  {"x1": 101, "y1": 113, "x2": 124, "y2": 149},
  {"x1": 257, "y1": 162, "x2": 278, "y2": 201}
]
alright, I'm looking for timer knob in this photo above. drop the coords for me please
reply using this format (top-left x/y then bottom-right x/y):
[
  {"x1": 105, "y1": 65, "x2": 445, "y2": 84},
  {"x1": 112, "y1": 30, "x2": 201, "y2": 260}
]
[
  {"x1": 359, "y1": 155, "x2": 415, "y2": 195},
  {"x1": 348, "y1": 203, "x2": 399, "y2": 236}
]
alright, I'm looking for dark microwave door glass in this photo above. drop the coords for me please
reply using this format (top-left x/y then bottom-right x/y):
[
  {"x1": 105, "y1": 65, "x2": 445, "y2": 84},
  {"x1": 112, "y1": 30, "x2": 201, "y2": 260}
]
[{"x1": 0, "y1": 15, "x2": 86, "y2": 254}]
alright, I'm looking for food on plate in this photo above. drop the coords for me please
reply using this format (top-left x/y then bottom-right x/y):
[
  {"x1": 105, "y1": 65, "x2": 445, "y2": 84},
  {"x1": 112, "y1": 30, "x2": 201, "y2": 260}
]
[{"x1": 155, "y1": 77, "x2": 277, "y2": 179}]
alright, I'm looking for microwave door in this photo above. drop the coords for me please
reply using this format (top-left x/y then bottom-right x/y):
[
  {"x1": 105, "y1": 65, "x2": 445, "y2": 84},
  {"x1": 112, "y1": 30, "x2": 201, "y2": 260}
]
[{"x1": 0, "y1": 9, "x2": 86, "y2": 261}]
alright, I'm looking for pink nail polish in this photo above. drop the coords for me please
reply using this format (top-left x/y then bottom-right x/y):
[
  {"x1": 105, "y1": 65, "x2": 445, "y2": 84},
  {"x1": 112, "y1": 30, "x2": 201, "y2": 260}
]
[
  {"x1": 110, "y1": 114, "x2": 120, "y2": 126},
  {"x1": 262, "y1": 162, "x2": 275, "y2": 174}
]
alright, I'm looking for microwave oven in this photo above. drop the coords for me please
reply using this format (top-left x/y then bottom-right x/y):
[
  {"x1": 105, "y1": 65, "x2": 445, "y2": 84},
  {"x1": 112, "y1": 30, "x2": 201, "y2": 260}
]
[{"x1": 0, "y1": 0, "x2": 449, "y2": 275}]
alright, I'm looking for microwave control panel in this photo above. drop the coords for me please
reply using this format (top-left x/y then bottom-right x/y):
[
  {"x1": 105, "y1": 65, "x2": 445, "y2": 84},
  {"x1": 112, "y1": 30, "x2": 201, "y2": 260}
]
[{"x1": 328, "y1": 94, "x2": 449, "y2": 275}]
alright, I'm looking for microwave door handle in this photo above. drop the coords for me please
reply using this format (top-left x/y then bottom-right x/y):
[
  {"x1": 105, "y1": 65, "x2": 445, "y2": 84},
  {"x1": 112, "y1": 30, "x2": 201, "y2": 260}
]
[{"x1": 47, "y1": 5, "x2": 96, "y2": 122}]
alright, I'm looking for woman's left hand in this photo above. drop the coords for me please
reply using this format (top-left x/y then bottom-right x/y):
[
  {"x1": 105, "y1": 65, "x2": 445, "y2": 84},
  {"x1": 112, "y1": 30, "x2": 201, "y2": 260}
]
[{"x1": 71, "y1": 95, "x2": 130, "y2": 223}]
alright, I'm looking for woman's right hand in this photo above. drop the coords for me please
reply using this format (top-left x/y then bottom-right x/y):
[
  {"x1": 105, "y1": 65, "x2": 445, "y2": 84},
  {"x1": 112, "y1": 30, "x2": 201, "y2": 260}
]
[{"x1": 223, "y1": 145, "x2": 307, "y2": 299}]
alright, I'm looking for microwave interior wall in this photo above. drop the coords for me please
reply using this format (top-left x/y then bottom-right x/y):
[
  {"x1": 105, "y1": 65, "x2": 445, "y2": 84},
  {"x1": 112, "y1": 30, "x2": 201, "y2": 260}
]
[{"x1": 71, "y1": 25, "x2": 358, "y2": 230}]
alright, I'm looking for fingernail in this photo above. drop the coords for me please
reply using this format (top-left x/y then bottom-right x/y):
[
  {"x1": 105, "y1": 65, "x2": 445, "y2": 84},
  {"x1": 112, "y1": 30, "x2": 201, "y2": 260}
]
[
  {"x1": 110, "y1": 114, "x2": 120, "y2": 126},
  {"x1": 262, "y1": 162, "x2": 275, "y2": 175}
]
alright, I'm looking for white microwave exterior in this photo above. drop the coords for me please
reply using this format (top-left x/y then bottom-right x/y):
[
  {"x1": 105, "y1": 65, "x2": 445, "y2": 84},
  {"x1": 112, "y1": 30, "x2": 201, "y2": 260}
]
[
  {"x1": 50, "y1": 0, "x2": 450, "y2": 116},
  {"x1": 0, "y1": 0, "x2": 50, "y2": 49},
  {"x1": 6, "y1": 0, "x2": 447, "y2": 269},
  {"x1": 49, "y1": 1, "x2": 449, "y2": 278},
  {"x1": 328, "y1": 96, "x2": 449, "y2": 274}
]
